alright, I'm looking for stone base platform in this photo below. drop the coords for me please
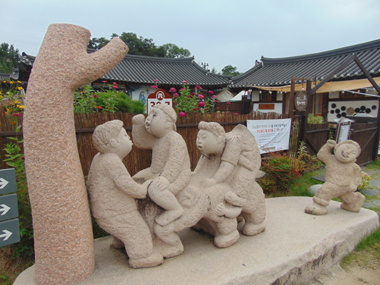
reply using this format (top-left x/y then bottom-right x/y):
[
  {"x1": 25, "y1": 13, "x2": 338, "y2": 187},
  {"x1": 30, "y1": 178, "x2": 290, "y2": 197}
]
[{"x1": 15, "y1": 197, "x2": 379, "y2": 285}]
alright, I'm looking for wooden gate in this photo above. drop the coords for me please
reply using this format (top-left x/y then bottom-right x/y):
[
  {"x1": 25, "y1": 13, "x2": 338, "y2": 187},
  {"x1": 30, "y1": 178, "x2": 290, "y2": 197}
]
[
  {"x1": 349, "y1": 121, "x2": 378, "y2": 165},
  {"x1": 305, "y1": 123, "x2": 330, "y2": 156}
]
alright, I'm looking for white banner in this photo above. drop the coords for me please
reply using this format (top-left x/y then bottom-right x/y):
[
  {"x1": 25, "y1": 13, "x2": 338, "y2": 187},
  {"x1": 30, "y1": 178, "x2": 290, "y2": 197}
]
[{"x1": 247, "y1": 119, "x2": 292, "y2": 154}]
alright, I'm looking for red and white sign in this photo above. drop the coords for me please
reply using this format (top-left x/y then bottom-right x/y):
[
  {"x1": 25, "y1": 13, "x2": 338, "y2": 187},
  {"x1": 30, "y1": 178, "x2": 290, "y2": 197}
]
[{"x1": 147, "y1": 88, "x2": 173, "y2": 114}]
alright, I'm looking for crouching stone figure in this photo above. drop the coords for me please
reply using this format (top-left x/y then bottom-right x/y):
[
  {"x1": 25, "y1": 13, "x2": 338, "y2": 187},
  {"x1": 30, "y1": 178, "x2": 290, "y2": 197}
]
[{"x1": 305, "y1": 139, "x2": 365, "y2": 215}]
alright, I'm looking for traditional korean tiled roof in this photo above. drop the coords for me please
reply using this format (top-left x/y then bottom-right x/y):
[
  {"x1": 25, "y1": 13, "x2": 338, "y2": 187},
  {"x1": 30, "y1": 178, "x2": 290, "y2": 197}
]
[
  {"x1": 231, "y1": 39, "x2": 380, "y2": 88},
  {"x1": 100, "y1": 54, "x2": 230, "y2": 87}
]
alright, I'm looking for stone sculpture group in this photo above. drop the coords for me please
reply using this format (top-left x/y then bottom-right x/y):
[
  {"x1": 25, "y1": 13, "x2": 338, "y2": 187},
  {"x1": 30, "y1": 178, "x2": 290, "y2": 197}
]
[
  {"x1": 21, "y1": 23, "x2": 367, "y2": 284},
  {"x1": 87, "y1": 104, "x2": 266, "y2": 268}
]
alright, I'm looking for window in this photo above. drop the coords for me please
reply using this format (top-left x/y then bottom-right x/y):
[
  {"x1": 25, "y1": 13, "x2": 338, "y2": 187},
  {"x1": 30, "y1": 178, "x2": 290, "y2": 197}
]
[
  {"x1": 260, "y1": 90, "x2": 273, "y2": 102},
  {"x1": 313, "y1": 93, "x2": 323, "y2": 115}
]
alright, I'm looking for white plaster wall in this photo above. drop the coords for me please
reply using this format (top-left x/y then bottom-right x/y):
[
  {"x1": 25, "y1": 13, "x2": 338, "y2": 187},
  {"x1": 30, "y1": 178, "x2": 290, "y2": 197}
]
[{"x1": 328, "y1": 100, "x2": 379, "y2": 122}]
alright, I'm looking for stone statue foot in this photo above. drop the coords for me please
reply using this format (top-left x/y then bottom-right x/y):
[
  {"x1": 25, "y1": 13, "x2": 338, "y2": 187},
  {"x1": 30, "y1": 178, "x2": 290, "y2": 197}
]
[
  {"x1": 242, "y1": 221, "x2": 265, "y2": 236},
  {"x1": 341, "y1": 193, "x2": 365, "y2": 212},
  {"x1": 128, "y1": 250, "x2": 163, "y2": 269},
  {"x1": 214, "y1": 230, "x2": 240, "y2": 248},
  {"x1": 155, "y1": 209, "x2": 184, "y2": 226},
  {"x1": 158, "y1": 240, "x2": 184, "y2": 259},
  {"x1": 154, "y1": 223, "x2": 178, "y2": 246},
  {"x1": 305, "y1": 202, "x2": 327, "y2": 215},
  {"x1": 110, "y1": 236, "x2": 124, "y2": 249}
]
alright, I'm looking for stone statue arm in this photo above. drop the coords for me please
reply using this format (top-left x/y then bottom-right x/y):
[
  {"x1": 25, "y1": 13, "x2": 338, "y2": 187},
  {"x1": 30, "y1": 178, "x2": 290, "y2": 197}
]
[
  {"x1": 317, "y1": 140, "x2": 335, "y2": 163},
  {"x1": 114, "y1": 174, "x2": 148, "y2": 199},
  {"x1": 353, "y1": 165, "x2": 363, "y2": 188},
  {"x1": 201, "y1": 161, "x2": 235, "y2": 188},
  {"x1": 192, "y1": 155, "x2": 206, "y2": 175},
  {"x1": 132, "y1": 114, "x2": 156, "y2": 149}
]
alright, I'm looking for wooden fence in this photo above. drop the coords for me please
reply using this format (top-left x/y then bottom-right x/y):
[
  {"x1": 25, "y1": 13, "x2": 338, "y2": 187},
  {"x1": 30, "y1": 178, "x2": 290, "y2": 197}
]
[{"x1": 0, "y1": 111, "x2": 287, "y2": 177}]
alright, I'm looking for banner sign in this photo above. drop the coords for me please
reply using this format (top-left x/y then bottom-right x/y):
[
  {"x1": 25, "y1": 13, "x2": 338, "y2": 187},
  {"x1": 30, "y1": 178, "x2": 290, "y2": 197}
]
[
  {"x1": 247, "y1": 119, "x2": 292, "y2": 154},
  {"x1": 147, "y1": 88, "x2": 172, "y2": 115}
]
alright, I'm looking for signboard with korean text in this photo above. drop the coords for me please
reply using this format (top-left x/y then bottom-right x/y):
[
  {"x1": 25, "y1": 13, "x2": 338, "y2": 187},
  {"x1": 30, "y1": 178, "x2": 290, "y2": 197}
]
[
  {"x1": 0, "y1": 168, "x2": 20, "y2": 247},
  {"x1": 147, "y1": 88, "x2": 173, "y2": 115},
  {"x1": 295, "y1": 91, "x2": 307, "y2": 112},
  {"x1": 247, "y1": 119, "x2": 292, "y2": 154}
]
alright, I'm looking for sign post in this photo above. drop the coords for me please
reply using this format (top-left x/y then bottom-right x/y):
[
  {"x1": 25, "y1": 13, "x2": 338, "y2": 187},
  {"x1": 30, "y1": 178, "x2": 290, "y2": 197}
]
[
  {"x1": 146, "y1": 88, "x2": 173, "y2": 115},
  {"x1": 336, "y1": 118, "x2": 352, "y2": 144},
  {"x1": 0, "y1": 168, "x2": 20, "y2": 247}
]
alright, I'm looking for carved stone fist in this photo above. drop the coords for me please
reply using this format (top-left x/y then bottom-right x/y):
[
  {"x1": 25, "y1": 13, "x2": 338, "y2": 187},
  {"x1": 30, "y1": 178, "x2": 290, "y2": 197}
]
[
  {"x1": 132, "y1": 114, "x2": 145, "y2": 125},
  {"x1": 327, "y1": 140, "x2": 336, "y2": 148}
]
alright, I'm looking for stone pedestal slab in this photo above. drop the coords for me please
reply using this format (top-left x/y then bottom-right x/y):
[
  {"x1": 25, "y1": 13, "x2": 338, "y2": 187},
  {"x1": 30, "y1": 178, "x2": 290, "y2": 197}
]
[{"x1": 14, "y1": 197, "x2": 379, "y2": 285}]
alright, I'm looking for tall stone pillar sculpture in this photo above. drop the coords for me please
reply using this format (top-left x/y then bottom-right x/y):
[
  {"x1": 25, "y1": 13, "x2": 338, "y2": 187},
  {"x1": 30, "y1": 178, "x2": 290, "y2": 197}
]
[{"x1": 23, "y1": 24, "x2": 128, "y2": 284}]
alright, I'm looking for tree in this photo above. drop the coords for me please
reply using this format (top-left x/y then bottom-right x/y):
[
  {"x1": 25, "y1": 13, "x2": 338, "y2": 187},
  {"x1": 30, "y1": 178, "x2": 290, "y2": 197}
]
[
  {"x1": 112, "y1": 32, "x2": 166, "y2": 57},
  {"x1": 87, "y1": 33, "x2": 191, "y2": 58},
  {"x1": 221, "y1": 65, "x2": 240, "y2": 76},
  {"x1": 161, "y1": 43, "x2": 191, "y2": 58},
  {"x1": 0, "y1": 43, "x2": 20, "y2": 73},
  {"x1": 87, "y1": 37, "x2": 109, "y2": 50}
]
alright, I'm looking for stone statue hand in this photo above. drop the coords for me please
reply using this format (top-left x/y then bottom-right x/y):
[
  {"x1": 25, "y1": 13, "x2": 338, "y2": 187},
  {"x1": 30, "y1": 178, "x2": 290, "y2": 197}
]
[
  {"x1": 150, "y1": 176, "x2": 170, "y2": 192},
  {"x1": 132, "y1": 114, "x2": 146, "y2": 125},
  {"x1": 327, "y1": 140, "x2": 336, "y2": 148},
  {"x1": 201, "y1": 178, "x2": 216, "y2": 188}
]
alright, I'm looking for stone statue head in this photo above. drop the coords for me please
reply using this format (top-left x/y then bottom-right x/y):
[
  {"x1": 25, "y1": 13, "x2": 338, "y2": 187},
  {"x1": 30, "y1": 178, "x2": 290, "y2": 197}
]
[
  {"x1": 334, "y1": 140, "x2": 361, "y2": 163},
  {"x1": 145, "y1": 105, "x2": 177, "y2": 137},
  {"x1": 197, "y1": 121, "x2": 226, "y2": 156},
  {"x1": 93, "y1": 120, "x2": 133, "y2": 158}
]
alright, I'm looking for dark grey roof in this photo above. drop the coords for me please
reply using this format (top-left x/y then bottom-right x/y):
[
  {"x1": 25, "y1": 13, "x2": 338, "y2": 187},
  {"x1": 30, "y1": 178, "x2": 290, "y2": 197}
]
[
  {"x1": 101, "y1": 54, "x2": 230, "y2": 87},
  {"x1": 231, "y1": 39, "x2": 380, "y2": 87}
]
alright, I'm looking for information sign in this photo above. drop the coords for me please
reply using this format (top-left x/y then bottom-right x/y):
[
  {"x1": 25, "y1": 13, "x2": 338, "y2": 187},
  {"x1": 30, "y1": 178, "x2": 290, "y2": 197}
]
[
  {"x1": 336, "y1": 118, "x2": 352, "y2": 144},
  {"x1": 0, "y1": 218, "x2": 20, "y2": 247},
  {"x1": 146, "y1": 88, "x2": 173, "y2": 115},
  {"x1": 295, "y1": 91, "x2": 308, "y2": 112},
  {"x1": 0, "y1": 193, "x2": 19, "y2": 222},
  {"x1": 0, "y1": 168, "x2": 17, "y2": 195}
]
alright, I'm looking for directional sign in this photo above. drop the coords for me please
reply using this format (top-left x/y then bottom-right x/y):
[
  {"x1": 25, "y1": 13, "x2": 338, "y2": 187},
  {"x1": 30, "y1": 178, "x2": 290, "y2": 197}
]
[
  {"x1": 0, "y1": 193, "x2": 18, "y2": 222},
  {"x1": 0, "y1": 168, "x2": 17, "y2": 195},
  {"x1": 0, "y1": 218, "x2": 20, "y2": 247}
]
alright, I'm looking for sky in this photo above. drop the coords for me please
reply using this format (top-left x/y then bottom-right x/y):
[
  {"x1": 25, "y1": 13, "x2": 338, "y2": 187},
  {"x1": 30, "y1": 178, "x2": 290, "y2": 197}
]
[{"x1": 1, "y1": 0, "x2": 380, "y2": 74}]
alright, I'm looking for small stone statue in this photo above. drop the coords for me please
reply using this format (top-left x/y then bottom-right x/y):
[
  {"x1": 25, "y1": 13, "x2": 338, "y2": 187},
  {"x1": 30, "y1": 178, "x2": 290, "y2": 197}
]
[
  {"x1": 132, "y1": 104, "x2": 191, "y2": 227},
  {"x1": 305, "y1": 139, "x2": 365, "y2": 215},
  {"x1": 87, "y1": 120, "x2": 163, "y2": 268}
]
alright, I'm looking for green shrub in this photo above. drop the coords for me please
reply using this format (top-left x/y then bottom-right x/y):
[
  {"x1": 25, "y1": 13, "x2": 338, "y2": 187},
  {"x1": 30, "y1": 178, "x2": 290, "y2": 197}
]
[
  {"x1": 307, "y1": 113, "x2": 324, "y2": 124},
  {"x1": 3, "y1": 126, "x2": 34, "y2": 259}
]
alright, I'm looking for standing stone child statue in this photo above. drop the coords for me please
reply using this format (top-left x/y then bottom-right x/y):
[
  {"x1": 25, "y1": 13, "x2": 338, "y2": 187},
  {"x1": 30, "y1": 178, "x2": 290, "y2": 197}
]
[
  {"x1": 305, "y1": 139, "x2": 365, "y2": 215},
  {"x1": 87, "y1": 120, "x2": 163, "y2": 268}
]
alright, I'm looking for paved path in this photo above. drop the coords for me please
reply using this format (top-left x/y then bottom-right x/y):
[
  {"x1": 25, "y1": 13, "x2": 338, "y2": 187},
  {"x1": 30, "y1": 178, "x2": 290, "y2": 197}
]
[{"x1": 311, "y1": 166, "x2": 380, "y2": 208}]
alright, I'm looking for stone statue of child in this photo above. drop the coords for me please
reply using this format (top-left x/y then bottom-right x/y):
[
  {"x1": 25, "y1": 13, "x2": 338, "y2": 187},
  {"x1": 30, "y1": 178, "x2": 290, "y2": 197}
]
[
  {"x1": 198, "y1": 123, "x2": 266, "y2": 236},
  {"x1": 87, "y1": 120, "x2": 163, "y2": 268},
  {"x1": 305, "y1": 139, "x2": 365, "y2": 215},
  {"x1": 132, "y1": 105, "x2": 191, "y2": 226}
]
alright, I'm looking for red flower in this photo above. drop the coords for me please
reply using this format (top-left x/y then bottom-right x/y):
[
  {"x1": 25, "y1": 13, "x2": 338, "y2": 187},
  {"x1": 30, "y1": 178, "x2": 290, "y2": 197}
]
[
  {"x1": 234, "y1": 113, "x2": 239, "y2": 115},
  {"x1": 112, "y1": 85, "x2": 118, "y2": 89},
  {"x1": 180, "y1": 88, "x2": 185, "y2": 91},
  {"x1": 217, "y1": 107, "x2": 220, "y2": 109},
  {"x1": 151, "y1": 85, "x2": 158, "y2": 89},
  {"x1": 193, "y1": 108, "x2": 198, "y2": 111},
  {"x1": 195, "y1": 85, "x2": 202, "y2": 89},
  {"x1": 102, "y1": 80, "x2": 107, "y2": 83},
  {"x1": 187, "y1": 95, "x2": 191, "y2": 98},
  {"x1": 12, "y1": 113, "x2": 22, "y2": 117},
  {"x1": 179, "y1": 111, "x2": 185, "y2": 117},
  {"x1": 208, "y1": 91, "x2": 214, "y2": 95},
  {"x1": 198, "y1": 94, "x2": 204, "y2": 99},
  {"x1": 191, "y1": 92, "x2": 195, "y2": 95},
  {"x1": 97, "y1": 106, "x2": 102, "y2": 109},
  {"x1": 198, "y1": 101, "x2": 205, "y2": 107},
  {"x1": 182, "y1": 80, "x2": 188, "y2": 83},
  {"x1": 212, "y1": 95, "x2": 217, "y2": 98},
  {"x1": 227, "y1": 102, "x2": 231, "y2": 105},
  {"x1": 174, "y1": 93, "x2": 179, "y2": 97},
  {"x1": 169, "y1": 88, "x2": 176, "y2": 93},
  {"x1": 214, "y1": 100, "x2": 218, "y2": 102},
  {"x1": 92, "y1": 94, "x2": 99, "y2": 98},
  {"x1": 113, "y1": 82, "x2": 117, "y2": 85},
  {"x1": 154, "y1": 79, "x2": 159, "y2": 82},
  {"x1": 226, "y1": 111, "x2": 230, "y2": 114}
]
